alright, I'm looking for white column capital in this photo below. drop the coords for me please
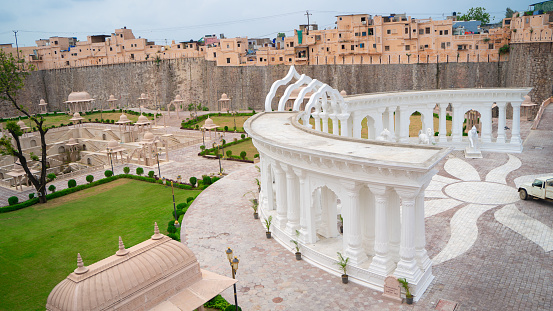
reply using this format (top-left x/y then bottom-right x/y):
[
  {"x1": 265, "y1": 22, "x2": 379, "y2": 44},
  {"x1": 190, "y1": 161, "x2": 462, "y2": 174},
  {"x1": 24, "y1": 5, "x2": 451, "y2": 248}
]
[
  {"x1": 367, "y1": 184, "x2": 389, "y2": 197},
  {"x1": 340, "y1": 179, "x2": 361, "y2": 194},
  {"x1": 394, "y1": 187, "x2": 420, "y2": 200},
  {"x1": 496, "y1": 101, "x2": 507, "y2": 108},
  {"x1": 291, "y1": 167, "x2": 306, "y2": 180}
]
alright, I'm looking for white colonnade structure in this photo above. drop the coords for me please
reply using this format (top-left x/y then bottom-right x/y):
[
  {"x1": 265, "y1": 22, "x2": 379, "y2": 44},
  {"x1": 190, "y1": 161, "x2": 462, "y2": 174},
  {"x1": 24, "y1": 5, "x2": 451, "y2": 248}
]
[
  {"x1": 265, "y1": 66, "x2": 531, "y2": 153},
  {"x1": 245, "y1": 111, "x2": 450, "y2": 298},
  {"x1": 251, "y1": 66, "x2": 532, "y2": 298}
]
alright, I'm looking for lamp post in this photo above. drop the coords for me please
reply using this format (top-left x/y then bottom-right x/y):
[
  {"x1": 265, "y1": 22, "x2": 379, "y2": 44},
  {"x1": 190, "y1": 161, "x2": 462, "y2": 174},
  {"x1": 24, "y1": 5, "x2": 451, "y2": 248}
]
[
  {"x1": 225, "y1": 247, "x2": 239, "y2": 309},
  {"x1": 106, "y1": 148, "x2": 114, "y2": 174},
  {"x1": 155, "y1": 152, "x2": 161, "y2": 178},
  {"x1": 171, "y1": 181, "x2": 180, "y2": 228}
]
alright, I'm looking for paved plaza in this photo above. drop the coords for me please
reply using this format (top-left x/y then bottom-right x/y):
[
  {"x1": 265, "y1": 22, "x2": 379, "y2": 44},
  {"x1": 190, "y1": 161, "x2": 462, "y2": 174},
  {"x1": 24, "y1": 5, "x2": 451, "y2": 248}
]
[{"x1": 1, "y1": 114, "x2": 552, "y2": 310}]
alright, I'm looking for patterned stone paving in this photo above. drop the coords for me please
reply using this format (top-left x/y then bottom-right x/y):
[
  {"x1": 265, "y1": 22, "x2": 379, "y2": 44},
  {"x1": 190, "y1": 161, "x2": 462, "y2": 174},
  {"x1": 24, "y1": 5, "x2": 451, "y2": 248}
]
[{"x1": 1, "y1": 117, "x2": 552, "y2": 310}]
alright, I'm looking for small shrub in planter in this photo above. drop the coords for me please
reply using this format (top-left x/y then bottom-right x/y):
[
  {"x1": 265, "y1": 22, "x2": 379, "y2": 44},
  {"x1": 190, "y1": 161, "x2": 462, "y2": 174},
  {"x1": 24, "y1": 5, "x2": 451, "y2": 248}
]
[
  {"x1": 47, "y1": 173, "x2": 56, "y2": 181},
  {"x1": 29, "y1": 193, "x2": 35, "y2": 200},
  {"x1": 68, "y1": 179, "x2": 77, "y2": 188},
  {"x1": 241, "y1": 134, "x2": 245, "y2": 139},
  {"x1": 104, "y1": 170, "x2": 113, "y2": 177},
  {"x1": 240, "y1": 151, "x2": 247, "y2": 160},
  {"x1": 123, "y1": 166, "x2": 130, "y2": 174},
  {"x1": 48, "y1": 184, "x2": 56, "y2": 193},
  {"x1": 224, "y1": 125, "x2": 229, "y2": 132},
  {"x1": 8, "y1": 196, "x2": 19, "y2": 206},
  {"x1": 189, "y1": 177, "x2": 197, "y2": 187},
  {"x1": 136, "y1": 167, "x2": 144, "y2": 176},
  {"x1": 86, "y1": 175, "x2": 94, "y2": 183},
  {"x1": 148, "y1": 170, "x2": 155, "y2": 178},
  {"x1": 226, "y1": 150, "x2": 232, "y2": 157}
]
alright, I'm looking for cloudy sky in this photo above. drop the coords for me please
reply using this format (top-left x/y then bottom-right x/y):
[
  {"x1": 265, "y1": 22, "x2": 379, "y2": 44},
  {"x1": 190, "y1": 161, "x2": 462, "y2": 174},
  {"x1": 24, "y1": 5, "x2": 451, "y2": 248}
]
[{"x1": 1, "y1": 0, "x2": 529, "y2": 47}]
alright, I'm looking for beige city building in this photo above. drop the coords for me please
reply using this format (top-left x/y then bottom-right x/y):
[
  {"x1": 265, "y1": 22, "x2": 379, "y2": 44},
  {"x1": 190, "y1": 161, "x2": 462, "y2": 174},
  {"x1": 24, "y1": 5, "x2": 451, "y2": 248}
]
[{"x1": 2, "y1": 9, "x2": 552, "y2": 69}]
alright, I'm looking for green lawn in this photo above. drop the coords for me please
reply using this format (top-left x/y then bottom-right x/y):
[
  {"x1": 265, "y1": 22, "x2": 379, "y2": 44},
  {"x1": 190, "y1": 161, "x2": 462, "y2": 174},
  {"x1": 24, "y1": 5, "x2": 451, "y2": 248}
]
[
  {"x1": 0, "y1": 179, "x2": 200, "y2": 311},
  {"x1": 2, "y1": 111, "x2": 150, "y2": 129},
  {"x1": 223, "y1": 139, "x2": 258, "y2": 159},
  {"x1": 198, "y1": 115, "x2": 251, "y2": 132}
]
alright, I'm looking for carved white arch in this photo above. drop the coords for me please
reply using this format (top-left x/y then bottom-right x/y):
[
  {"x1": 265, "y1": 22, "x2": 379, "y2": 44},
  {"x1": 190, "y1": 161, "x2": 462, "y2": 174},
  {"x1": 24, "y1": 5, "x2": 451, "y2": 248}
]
[
  {"x1": 264, "y1": 65, "x2": 301, "y2": 111},
  {"x1": 293, "y1": 79, "x2": 325, "y2": 111},
  {"x1": 277, "y1": 74, "x2": 313, "y2": 111}
]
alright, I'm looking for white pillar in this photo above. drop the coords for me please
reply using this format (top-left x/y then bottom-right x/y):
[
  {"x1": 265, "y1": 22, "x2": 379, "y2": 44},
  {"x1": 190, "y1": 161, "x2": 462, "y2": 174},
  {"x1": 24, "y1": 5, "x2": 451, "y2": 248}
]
[
  {"x1": 422, "y1": 107, "x2": 435, "y2": 143},
  {"x1": 273, "y1": 163, "x2": 288, "y2": 229},
  {"x1": 261, "y1": 155, "x2": 274, "y2": 211},
  {"x1": 394, "y1": 107, "x2": 401, "y2": 140},
  {"x1": 398, "y1": 107, "x2": 410, "y2": 143},
  {"x1": 293, "y1": 168, "x2": 315, "y2": 243},
  {"x1": 313, "y1": 114, "x2": 321, "y2": 131},
  {"x1": 451, "y1": 103, "x2": 462, "y2": 143},
  {"x1": 330, "y1": 114, "x2": 339, "y2": 135},
  {"x1": 388, "y1": 189, "x2": 401, "y2": 264},
  {"x1": 342, "y1": 180, "x2": 367, "y2": 265},
  {"x1": 387, "y1": 106, "x2": 397, "y2": 141},
  {"x1": 496, "y1": 102, "x2": 507, "y2": 144},
  {"x1": 481, "y1": 106, "x2": 492, "y2": 143},
  {"x1": 367, "y1": 185, "x2": 395, "y2": 275},
  {"x1": 414, "y1": 190, "x2": 431, "y2": 272},
  {"x1": 283, "y1": 165, "x2": 300, "y2": 235},
  {"x1": 360, "y1": 186, "x2": 375, "y2": 256},
  {"x1": 339, "y1": 114, "x2": 350, "y2": 137},
  {"x1": 352, "y1": 115, "x2": 362, "y2": 139},
  {"x1": 438, "y1": 103, "x2": 448, "y2": 142},
  {"x1": 320, "y1": 112, "x2": 329, "y2": 133},
  {"x1": 394, "y1": 188, "x2": 423, "y2": 283},
  {"x1": 319, "y1": 187, "x2": 339, "y2": 239},
  {"x1": 511, "y1": 102, "x2": 522, "y2": 145}
]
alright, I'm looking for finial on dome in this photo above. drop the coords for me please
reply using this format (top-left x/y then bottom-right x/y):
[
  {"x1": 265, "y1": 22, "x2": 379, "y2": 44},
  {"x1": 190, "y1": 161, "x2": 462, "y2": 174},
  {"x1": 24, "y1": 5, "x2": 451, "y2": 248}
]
[
  {"x1": 152, "y1": 222, "x2": 163, "y2": 240},
  {"x1": 74, "y1": 253, "x2": 89, "y2": 274},
  {"x1": 116, "y1": 236, "x2": 129, "y2": 256}
]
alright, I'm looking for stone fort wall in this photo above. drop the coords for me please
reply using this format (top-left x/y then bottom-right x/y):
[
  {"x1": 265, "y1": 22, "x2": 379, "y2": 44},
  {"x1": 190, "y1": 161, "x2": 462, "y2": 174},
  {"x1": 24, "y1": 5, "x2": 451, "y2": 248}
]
[{"x1": 3, "y1": 43, "x2": 551, "y2": 118}]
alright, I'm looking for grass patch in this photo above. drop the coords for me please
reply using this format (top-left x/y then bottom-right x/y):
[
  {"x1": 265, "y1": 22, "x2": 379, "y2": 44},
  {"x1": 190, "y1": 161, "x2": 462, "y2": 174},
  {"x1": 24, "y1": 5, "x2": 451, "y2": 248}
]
[
  {"x1": 1, "y1": 111, "x2": 149, "y2": 128},
  {"x1": 0, "y1": 179, "x2": 200, "y2": 311},
  {"x1": 222, "y1": 139, "x2": 258, "y2": 159},
  {"x1": 198, "y1": 115, "x2": 251, "y2": 132}
]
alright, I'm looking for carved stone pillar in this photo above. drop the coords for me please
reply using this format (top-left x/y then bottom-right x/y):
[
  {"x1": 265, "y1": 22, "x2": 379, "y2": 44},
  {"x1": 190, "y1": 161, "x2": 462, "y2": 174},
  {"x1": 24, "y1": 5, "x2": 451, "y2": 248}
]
[
  {"x1": 496, "y1": 102, "x2": 507, "y2": 144},
  {"x1": 341, "y1": 180, "x2": 367, "y2": 265},
  {"x1": 293, "y1": 167, "x2": 314, "y2": 243},
  {"x1": 283, "y1": 165, "x2": 300, "y2": 235},
  {"x1": 511, "y1": 102, "x2": 522, "y2": 145},
  {"x1": 394, "y1": 188, "x2": 423, "y2": 282},
  {"x1": 438, "y1": 103, "x2": 448, "y2": 142},
  {"x1": 451, "y1": 103, "x2": 462, "y2": 143},
  {"x1": 481, "y1": 107, "x2": 492, "y2": 143},
  {"x1": 367, "y1": 185, "x2": 395, "y2": 275},
  {"x1": 273, "y1": 162, "x2": 288, "y2": 229},
  {"x1": 415, "y1": 189, "x2": 431, "y2": 273}
]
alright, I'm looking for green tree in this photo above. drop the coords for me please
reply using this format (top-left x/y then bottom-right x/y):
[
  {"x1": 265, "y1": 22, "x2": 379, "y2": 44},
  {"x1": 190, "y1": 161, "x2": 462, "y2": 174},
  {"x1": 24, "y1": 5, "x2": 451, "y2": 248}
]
[
  {"x1": 459, "y1": 7, "x2": 491, "y2": 24},
  {"x1": 136, "y1": 167, "x2": 144, "y2": 176},
  {"x1": 505, "y1": 7, "x2": 515, "y2": 18},
  {"x1": 0, "y1": 50, "x2": 50, "y2": 203}
]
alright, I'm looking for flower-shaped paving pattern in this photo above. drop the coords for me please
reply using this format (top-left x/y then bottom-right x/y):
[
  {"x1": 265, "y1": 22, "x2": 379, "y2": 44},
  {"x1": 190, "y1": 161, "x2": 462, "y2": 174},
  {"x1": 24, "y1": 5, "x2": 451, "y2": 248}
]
[{"x1": 426, "y1": 154, "x2": 553, "y2": 265}]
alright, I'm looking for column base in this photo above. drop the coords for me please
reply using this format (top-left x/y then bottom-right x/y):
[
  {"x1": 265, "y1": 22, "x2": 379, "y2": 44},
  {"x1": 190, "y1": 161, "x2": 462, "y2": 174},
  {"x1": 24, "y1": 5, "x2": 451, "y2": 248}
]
[
  {"x1": 276, "y1": 216, "x2": 288, "y2": 230},
  {"x1": 496, "y1": 135, "x2": 506, "y2": 144},
  {"x1": 345, "y1": 246, "x2": 368, "y2": 265},
  {"x1": 510, "y1": 137, "x2": 522, "y2": 145},
  {"x1": 393, "y1": 258, "x2": 423, "y2": 285},
  {"x1": 368, "y1": 254, "x2": 396, "y2": 276},
  {"x1": 286, "y1": 222, "x2": 300, "y2": 236}
]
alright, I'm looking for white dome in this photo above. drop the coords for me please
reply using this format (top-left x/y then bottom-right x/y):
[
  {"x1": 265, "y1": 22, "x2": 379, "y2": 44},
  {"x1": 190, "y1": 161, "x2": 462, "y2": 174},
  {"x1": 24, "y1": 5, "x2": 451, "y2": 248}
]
[
  {"x1": 108, "y1": 95, "x2": 117, "y2": 101},
  {"x1": 73, "y1": 112, "x2": 81, "y2": 118},
  {"x1": 143, "y1": 132, "x2": 154, "y2": 141},
  {"x1": 137, "y1": 114, "x2": 149, "y2": 123},
  {"x1": 17, "y1": 120, "x2": 25, "y2": 127},
  {"x1": 118, "y1": 114, "x2": 130, "y2": 122},
  {"x1": 205, "y1": 117, "x2": 214, "y2": 126}
]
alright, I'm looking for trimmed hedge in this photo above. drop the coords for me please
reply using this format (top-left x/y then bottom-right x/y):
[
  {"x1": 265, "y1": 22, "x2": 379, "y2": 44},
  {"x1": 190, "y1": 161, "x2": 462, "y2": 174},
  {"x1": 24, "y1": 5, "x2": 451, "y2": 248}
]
[
  {"x1": 8, "y1": 196, "x2": 19, "y2": 206},
  {"x1": 199, "y1": 137, "x2": 252, "y2": 157},
  {"x1": 180, "y1": 112, "x2": 253, "y2": 130}
]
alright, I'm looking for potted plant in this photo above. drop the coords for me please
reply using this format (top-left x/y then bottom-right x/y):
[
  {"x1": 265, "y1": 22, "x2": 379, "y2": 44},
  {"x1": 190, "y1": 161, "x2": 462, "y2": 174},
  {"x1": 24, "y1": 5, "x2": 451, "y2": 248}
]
[
  {"x1": 255, "y1": 178, "x2": 261, "y2": 192},
  {"x1": 336, "y1": 252, "x2": 349, "y2": 284},
  {"x1": 339, "y1": 215, "x2": 344, "y2": 233},
  {"x1": 264, "y1": 216, "x2": 273, "y2": 238},
  {"x1": 243, "y1": 191, "x2": 259, "y2": 219},
  {"x1": 290, "y1": 230, "x2": 301, "y2": 260},
  {"x1": 397, "y1": 278, "x2": 414, "y2": 304}
]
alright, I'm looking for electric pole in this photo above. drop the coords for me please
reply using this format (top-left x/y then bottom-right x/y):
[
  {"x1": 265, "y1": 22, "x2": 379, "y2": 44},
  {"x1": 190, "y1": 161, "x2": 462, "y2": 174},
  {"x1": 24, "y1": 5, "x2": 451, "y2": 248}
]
[
  {"x1": 305, "y1": 10, "x2": 312, "y2": 35},
  {"x1": 13, "y1": 30, "x2": 19, "y2": 60}
]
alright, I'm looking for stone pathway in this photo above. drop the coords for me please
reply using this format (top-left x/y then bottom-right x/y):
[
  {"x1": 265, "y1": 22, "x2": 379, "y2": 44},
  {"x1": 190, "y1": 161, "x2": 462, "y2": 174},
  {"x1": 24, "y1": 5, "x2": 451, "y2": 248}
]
[{"x1": 185, "y1": 121, "x2": 553, "y2": 310}]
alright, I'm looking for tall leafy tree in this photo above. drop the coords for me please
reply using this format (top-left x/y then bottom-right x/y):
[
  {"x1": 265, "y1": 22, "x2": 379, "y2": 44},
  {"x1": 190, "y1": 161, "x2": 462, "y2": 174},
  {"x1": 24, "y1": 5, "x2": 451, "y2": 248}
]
[
  {"x1": 0, "y1": 49, "x2": 49, "y2": 202},
  {"x1": 505, "y1": 7, "x2": 515, "y2": 19},
  {"x1": 459, "y1": 7, "x2": 492, "y2": 24}
]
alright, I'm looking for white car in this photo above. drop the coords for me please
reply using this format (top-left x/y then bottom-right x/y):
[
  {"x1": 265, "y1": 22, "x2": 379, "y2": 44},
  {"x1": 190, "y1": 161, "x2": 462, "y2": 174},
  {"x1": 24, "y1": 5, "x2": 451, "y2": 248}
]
[{"x1": 519, "y1": 176, "x2": 553, "y2": 200}]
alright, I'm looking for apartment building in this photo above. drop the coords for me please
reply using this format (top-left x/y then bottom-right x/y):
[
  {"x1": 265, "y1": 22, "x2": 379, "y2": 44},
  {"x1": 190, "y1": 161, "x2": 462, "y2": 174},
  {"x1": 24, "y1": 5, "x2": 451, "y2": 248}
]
[{"x1": 2, "y1": 7, "x2": 552, "y2": 69}]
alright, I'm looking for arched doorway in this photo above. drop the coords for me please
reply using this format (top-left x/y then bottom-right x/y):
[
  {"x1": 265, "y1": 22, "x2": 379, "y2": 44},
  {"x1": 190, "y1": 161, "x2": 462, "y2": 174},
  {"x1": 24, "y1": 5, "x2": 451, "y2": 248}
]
[{"x1": 312, "y1": 186, "x2": 341, "y2": 240}]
